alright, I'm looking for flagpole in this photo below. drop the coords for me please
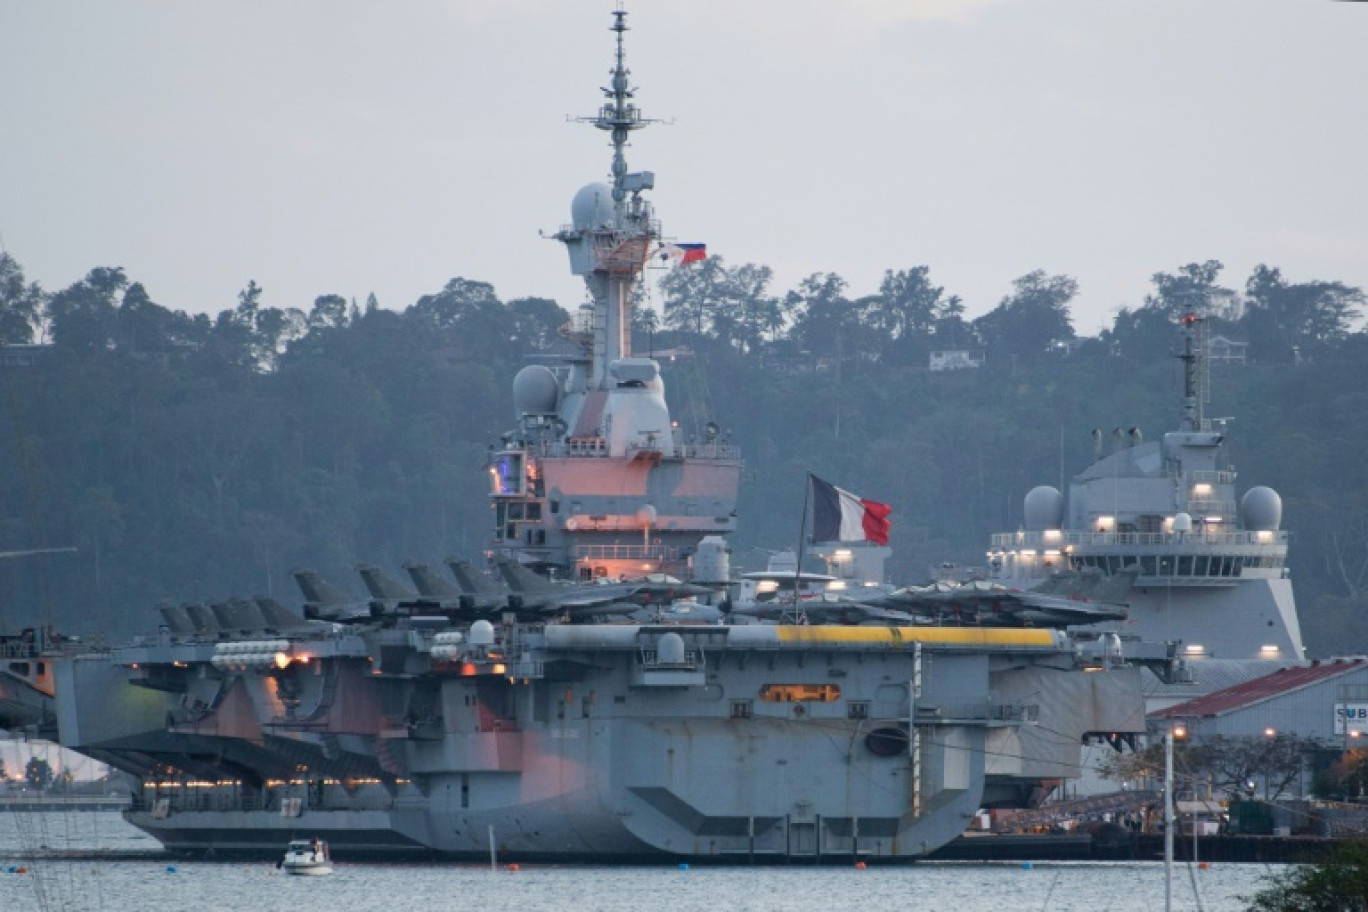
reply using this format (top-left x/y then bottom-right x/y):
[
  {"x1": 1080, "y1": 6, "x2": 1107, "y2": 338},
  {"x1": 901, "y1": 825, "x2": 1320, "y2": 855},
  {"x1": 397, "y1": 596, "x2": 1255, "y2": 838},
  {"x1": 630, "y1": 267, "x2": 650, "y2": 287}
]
[{"x1": 794, "y1": 472, "x2": 811, "y2": 610}]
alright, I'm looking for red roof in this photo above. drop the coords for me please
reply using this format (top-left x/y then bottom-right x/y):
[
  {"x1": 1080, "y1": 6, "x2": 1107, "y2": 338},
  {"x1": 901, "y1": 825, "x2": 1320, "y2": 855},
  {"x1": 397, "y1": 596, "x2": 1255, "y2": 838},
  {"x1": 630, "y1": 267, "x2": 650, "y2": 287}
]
[{"x1": 1151, "y1": 658, "x2": 1368, "y2": 719}]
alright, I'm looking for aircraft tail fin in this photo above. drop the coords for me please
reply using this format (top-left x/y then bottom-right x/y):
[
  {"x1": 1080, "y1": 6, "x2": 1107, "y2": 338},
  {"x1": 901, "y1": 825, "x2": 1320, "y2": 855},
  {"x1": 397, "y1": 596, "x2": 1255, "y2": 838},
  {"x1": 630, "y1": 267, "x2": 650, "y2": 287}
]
[
  {"x1": 356, "y1": 563, "x2": 418, "y2": 602},
  {"x1": 447, "y1": 558, "x2": 506, "y2": 597},
  {"x1": 1094, "y1": 566, "x2": 1140, "y2": 604},
  {"x1": 255, "y1": 596, "x2": 312, "y2": 629},
  {"x1": 493, "y1": 557, "x2": 557, "y2": 594},
  {"x1": 404, "y1": 562, "x2": 461, "y2": 599},
  {"x1": 292, "y1": 568, "x2": 354, "y2": 607},
  {"x1": 157, "y1": 602, "x2": 197, "y2": 636}
]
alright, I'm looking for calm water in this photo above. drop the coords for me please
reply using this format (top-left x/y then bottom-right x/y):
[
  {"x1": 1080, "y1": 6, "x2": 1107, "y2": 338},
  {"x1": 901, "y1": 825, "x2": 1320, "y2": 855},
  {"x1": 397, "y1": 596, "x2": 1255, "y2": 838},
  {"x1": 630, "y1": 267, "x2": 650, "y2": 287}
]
[{"x1": 0, "y1": 811, "x2": 1281, "y2": 912}]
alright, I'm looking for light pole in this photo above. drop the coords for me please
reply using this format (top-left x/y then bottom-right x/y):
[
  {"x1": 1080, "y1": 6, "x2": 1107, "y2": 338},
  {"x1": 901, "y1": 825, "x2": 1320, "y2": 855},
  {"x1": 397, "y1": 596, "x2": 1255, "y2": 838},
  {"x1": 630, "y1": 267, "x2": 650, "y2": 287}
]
[
  {"x1": 1165, "y1": 725, "x2": 1186, "y2": 912},
  {"x1": 1345, "y1": 729, "x2": 1361, "y2": 800}
]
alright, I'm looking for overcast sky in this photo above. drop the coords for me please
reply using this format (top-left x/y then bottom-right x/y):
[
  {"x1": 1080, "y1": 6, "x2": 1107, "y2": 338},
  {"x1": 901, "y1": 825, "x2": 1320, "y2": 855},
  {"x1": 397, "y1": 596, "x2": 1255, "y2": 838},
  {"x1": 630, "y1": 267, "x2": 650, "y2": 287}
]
[{"x1": 3, "y1": 0, "x2": 1365, "y2": 335}]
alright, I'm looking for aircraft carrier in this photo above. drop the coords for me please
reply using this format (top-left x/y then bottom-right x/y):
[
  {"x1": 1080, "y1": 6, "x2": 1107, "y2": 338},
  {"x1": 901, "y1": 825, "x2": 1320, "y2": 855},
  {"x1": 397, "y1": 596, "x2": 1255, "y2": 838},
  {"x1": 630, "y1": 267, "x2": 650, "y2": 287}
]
[{"x1": 0, "y1": 10, "x2": 1146, "y2": 862}]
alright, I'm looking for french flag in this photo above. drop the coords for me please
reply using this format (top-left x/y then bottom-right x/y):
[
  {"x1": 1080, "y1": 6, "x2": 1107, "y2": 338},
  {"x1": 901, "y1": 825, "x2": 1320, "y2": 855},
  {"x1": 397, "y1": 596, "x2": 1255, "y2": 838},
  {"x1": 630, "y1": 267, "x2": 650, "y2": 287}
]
[{"x1": 810, "y1": 475, "x2": 892, "y2": 546}]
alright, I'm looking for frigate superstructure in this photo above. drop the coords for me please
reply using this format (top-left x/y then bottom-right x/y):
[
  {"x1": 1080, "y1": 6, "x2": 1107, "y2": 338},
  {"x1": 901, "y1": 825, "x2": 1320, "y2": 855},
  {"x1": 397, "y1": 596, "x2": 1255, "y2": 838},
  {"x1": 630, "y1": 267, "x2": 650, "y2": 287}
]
[
  {"x1": 0, "y1": 10, "x2": 1147, "y2": 863},
  {"x1": 489, "y1": 9, "x2": 739, "y2": 583},
  {"x1": 985, "y1": 315, "x2": 1305, "y2": 664}
]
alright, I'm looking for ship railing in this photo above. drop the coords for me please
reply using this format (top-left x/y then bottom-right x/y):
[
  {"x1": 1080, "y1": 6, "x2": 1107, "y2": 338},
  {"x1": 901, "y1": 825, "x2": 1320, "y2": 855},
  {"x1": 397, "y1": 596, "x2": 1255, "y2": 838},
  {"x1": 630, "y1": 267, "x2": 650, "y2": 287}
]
[
  {"x1": 639, "y1": 648, "x2": 700, "y2": 670},
  {"x1": 990, "y1": 530, "x2": 1288, "y2": 549},
  {"x1": 676, "y1": 442, "x2": 740, "y2": 461},
  {"x1": 533, "y1": 439, "x2": 610, "y2": 458},
  {"x1": 914, "y1": 702, "x2": 1039, "y2": 724},
  {"x1": 531, "y1": 440, "x2": 740, "y2": 461},
  {"x1": 1182, "y1": 499, "x2": 1236, "y2": 517},
  {"x1": 574, "y1": 543, "x2": 680, "y2": 562},
  {"x1": 1187, "y1": 470, "x2": 1237, "y2": 484}
]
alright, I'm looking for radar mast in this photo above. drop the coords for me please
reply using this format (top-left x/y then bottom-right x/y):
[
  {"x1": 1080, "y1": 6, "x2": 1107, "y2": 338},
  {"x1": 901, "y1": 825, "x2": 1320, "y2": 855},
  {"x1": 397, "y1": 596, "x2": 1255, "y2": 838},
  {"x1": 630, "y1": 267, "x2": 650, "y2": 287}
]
[{"x1": 556, "y1": 8, "x2": 661, "y2": 389}]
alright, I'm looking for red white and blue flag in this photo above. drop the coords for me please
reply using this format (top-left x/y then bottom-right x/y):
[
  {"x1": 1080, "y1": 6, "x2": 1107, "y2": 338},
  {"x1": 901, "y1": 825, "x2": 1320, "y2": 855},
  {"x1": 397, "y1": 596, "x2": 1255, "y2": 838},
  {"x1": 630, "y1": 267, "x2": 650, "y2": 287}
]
[
  {"x1": 658, "y1": 242, "x2": 708, "y2": 266},
  {"x1": 677, "y1": 243, "x2": 707, "y2": 264},
  {"x1": 810, "y1": 475, "x2": 892, "y2": 546}
]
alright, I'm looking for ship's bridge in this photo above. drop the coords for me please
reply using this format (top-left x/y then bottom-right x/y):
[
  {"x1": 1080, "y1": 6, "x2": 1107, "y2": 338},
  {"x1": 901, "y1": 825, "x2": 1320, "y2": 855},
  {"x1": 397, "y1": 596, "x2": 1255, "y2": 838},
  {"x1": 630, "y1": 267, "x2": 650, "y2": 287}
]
[{"x1": 987, "y1": 528, "x2": 1289, "y2": 588}]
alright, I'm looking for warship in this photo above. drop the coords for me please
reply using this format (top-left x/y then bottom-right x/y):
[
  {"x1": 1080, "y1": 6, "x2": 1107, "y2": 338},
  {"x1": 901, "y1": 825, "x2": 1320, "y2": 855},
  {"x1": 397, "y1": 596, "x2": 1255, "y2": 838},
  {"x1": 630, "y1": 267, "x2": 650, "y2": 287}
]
[
  {"x1": 984, "y1": 315, "x2": 1305, "y2": 669},
  {"x1": 0, "y1": 10, "x2": 1145, "y2": 862}
]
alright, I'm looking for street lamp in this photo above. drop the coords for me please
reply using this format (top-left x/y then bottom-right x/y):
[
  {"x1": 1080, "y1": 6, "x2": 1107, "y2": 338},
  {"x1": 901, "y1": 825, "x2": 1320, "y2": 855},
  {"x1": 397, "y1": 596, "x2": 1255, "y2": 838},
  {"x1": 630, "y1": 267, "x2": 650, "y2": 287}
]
[{"x1": 1165, "y1": 725, "x2": 1188, "y2": 912}]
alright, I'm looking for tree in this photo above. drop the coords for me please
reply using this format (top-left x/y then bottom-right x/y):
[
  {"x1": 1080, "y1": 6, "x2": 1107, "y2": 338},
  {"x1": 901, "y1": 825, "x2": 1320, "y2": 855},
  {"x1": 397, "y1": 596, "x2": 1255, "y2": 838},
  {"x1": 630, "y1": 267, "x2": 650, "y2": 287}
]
[
  {"x1": 0, "y1": 252, "x2": 44, "y2": 344},
  {"x1": 1245, "y1": 838, "x2": 1368, "y2": 912},
  {"x1": 1096, "y1": 733, "x2": 1317, "y2": 801},
  {"x1": 972, "y1": 270, "x2": 1077, "y2": 365},
  {"x1": 46, "y1": 266, "x2": 128, "y2": 351},
  {"x1": 876, "y1": 265, "x2": 945, "y2": 339},
  {"x1": 25, "y1": 756, "x2": 53, "y2": 791},
  {"x1": 1244, "y1": 264, "x2": 1364, "y2": 362},
  {"x1": 1145, "y1": 259, "x2": 1231, "y2": 319},
  {"x1": 507, "y1": 296, "x2": 571, "y2": 351},
  {"x1": 658, "y1": 256, "x2": 730, "y2": 338}
]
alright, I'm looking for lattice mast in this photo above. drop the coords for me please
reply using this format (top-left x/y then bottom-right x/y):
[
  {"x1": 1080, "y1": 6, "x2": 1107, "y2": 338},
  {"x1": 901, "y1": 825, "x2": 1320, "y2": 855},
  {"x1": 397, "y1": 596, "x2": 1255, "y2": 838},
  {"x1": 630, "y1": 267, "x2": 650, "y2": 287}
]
[{"x1": 556, "y1": 9, "x2": 661, "y2": 389}]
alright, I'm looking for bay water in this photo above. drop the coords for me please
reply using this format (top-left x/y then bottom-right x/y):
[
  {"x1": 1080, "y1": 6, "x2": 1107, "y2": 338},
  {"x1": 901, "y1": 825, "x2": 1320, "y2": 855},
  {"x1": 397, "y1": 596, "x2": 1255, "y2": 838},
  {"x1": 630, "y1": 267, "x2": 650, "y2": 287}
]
[{"x1": 0, "y1": 811, "x2": 1280, "y2": 912}]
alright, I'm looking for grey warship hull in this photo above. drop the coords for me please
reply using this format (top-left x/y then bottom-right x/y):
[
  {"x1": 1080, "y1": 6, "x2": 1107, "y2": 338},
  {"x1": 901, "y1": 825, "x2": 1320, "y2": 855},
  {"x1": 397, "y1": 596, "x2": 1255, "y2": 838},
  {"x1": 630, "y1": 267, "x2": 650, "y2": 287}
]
[{"x1": 48, "y1": 623, "x2": 1141, "y2": 861}]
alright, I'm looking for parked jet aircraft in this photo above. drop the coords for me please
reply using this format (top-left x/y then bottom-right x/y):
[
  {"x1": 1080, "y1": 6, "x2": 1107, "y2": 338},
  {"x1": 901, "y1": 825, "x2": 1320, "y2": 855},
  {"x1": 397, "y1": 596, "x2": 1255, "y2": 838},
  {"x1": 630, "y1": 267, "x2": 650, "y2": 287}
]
[
  {"x1": 291, "y1": 568, "x2": 372, "y2": 622},
  {"x1": 492, "y1": 558, "x2": 714, "y2": 620},
  {"x1": 445, "y1": 558, "x2": 510, "y2": 613},
  {"x1": 858, "y1": 567, "x2": 1134, "y2": 628}
]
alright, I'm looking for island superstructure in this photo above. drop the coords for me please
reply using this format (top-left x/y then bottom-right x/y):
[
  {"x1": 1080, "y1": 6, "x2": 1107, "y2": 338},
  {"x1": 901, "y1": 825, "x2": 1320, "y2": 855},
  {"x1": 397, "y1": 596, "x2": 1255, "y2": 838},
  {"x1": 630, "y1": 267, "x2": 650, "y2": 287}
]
[
  {"x1": 985, "y1": 315, "x2": 1305, "y2": 664},
  {"x1": 488, "y1": 10, "x2": 740, "y2": 583}
]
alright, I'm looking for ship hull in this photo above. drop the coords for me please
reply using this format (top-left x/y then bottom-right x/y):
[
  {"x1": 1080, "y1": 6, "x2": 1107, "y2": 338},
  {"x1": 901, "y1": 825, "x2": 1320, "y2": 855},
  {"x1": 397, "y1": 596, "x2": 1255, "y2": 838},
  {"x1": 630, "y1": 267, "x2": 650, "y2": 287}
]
[{"x1": 48, "y1": 624, "x2": 1140, "y2": 863}]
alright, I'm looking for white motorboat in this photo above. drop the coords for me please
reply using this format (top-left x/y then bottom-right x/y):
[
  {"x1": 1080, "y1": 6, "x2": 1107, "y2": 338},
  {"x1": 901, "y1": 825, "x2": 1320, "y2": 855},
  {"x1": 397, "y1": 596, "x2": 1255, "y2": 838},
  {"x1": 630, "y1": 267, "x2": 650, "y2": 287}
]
[{"x1": 280, "y1": 838, "x2": 333, "y2": 875}]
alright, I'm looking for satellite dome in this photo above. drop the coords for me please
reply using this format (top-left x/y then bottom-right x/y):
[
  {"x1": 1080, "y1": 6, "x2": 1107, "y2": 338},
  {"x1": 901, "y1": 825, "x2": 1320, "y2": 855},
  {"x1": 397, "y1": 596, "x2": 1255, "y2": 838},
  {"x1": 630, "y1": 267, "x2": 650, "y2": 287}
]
[
  {"x1": 1241, "y1": 486, "x2": 1283, "y2": 532},
  {"x1": 513, "y1": 365, "x2": 560, "y2": 416},
  {"x1": 571, "y1": 182, "x2": 614, "y2": 230},
  {"x1": 468, "y1": 619, "x2": 495, "y2": 647},
  {"x1": 656, "y1": 632, "x2": 686, "y2": 665},
  {"x1": 1023, "y1": 486, "x2": 1064, "y2": 531},
  {"x1": 1173, "y1": 512, "x2": 1193, "y2": 534}
]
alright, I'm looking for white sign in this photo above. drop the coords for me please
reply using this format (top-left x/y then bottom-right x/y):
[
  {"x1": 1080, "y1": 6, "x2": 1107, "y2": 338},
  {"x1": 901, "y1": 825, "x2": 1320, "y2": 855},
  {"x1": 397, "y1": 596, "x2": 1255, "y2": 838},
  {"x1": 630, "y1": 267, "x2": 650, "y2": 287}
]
[{"x1": 1335, "y1": 703, "x2": 1368, "y2": 735}]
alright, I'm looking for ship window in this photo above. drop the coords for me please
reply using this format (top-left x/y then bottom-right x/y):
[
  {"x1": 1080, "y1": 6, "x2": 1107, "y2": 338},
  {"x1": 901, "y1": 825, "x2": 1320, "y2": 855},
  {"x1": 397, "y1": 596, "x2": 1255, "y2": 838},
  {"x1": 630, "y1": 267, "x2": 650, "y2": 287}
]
[
  {"x1": 1231, "y1": 557, "x2": 1245, "y2": 576},
  {"x1": 549, "y1": 499, "x2": 560, "y2": 515},
  {"x1": 1140, "y1": 557, "x2": 1157, "y2": 576},
  {"x1": 759, "y1": 684, "x2": 841, "y2": 703},
  {"x1": 492, "y1": 452, "x2": 524, "y2": 496},
  {"x1": 730, "y1": 700, "x2": 752, "y2": 719},
  {"x1": 526, "y1": 502, "x2": 542, "y2": 521},
  {"x1": 1195, "y1": 557, "x2": 1210, "y2": 576},
  {"x1": 848, "y1": 701, "x2": 869, "y2": 720},
  {"x1": 1177, "y1": 556, "x2": 1194, "y2": 576},
  {"x1": 8, "y1": 662, "x2": 29, "y2": 676},
  {"x1": 507, "y1": 502, "x2": 525, "y2": 521}
]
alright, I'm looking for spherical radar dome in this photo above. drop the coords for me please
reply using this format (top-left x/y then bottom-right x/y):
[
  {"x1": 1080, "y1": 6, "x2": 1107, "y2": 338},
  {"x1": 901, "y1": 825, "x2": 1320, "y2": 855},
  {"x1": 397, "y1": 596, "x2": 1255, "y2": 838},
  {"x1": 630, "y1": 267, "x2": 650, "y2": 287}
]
[
  {"x1": 1241, "y1": 486, "x2": 1283, "y2": 532},
  {"x1": 1023, "y1": 486, "x2": 1064, "y2": 532},
  {"x1": 513, "y1": 365, "x2": 560, "y2": 416},
  {"x1": 571, "y1": 182, "x2": 614, "y2": 230}
]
